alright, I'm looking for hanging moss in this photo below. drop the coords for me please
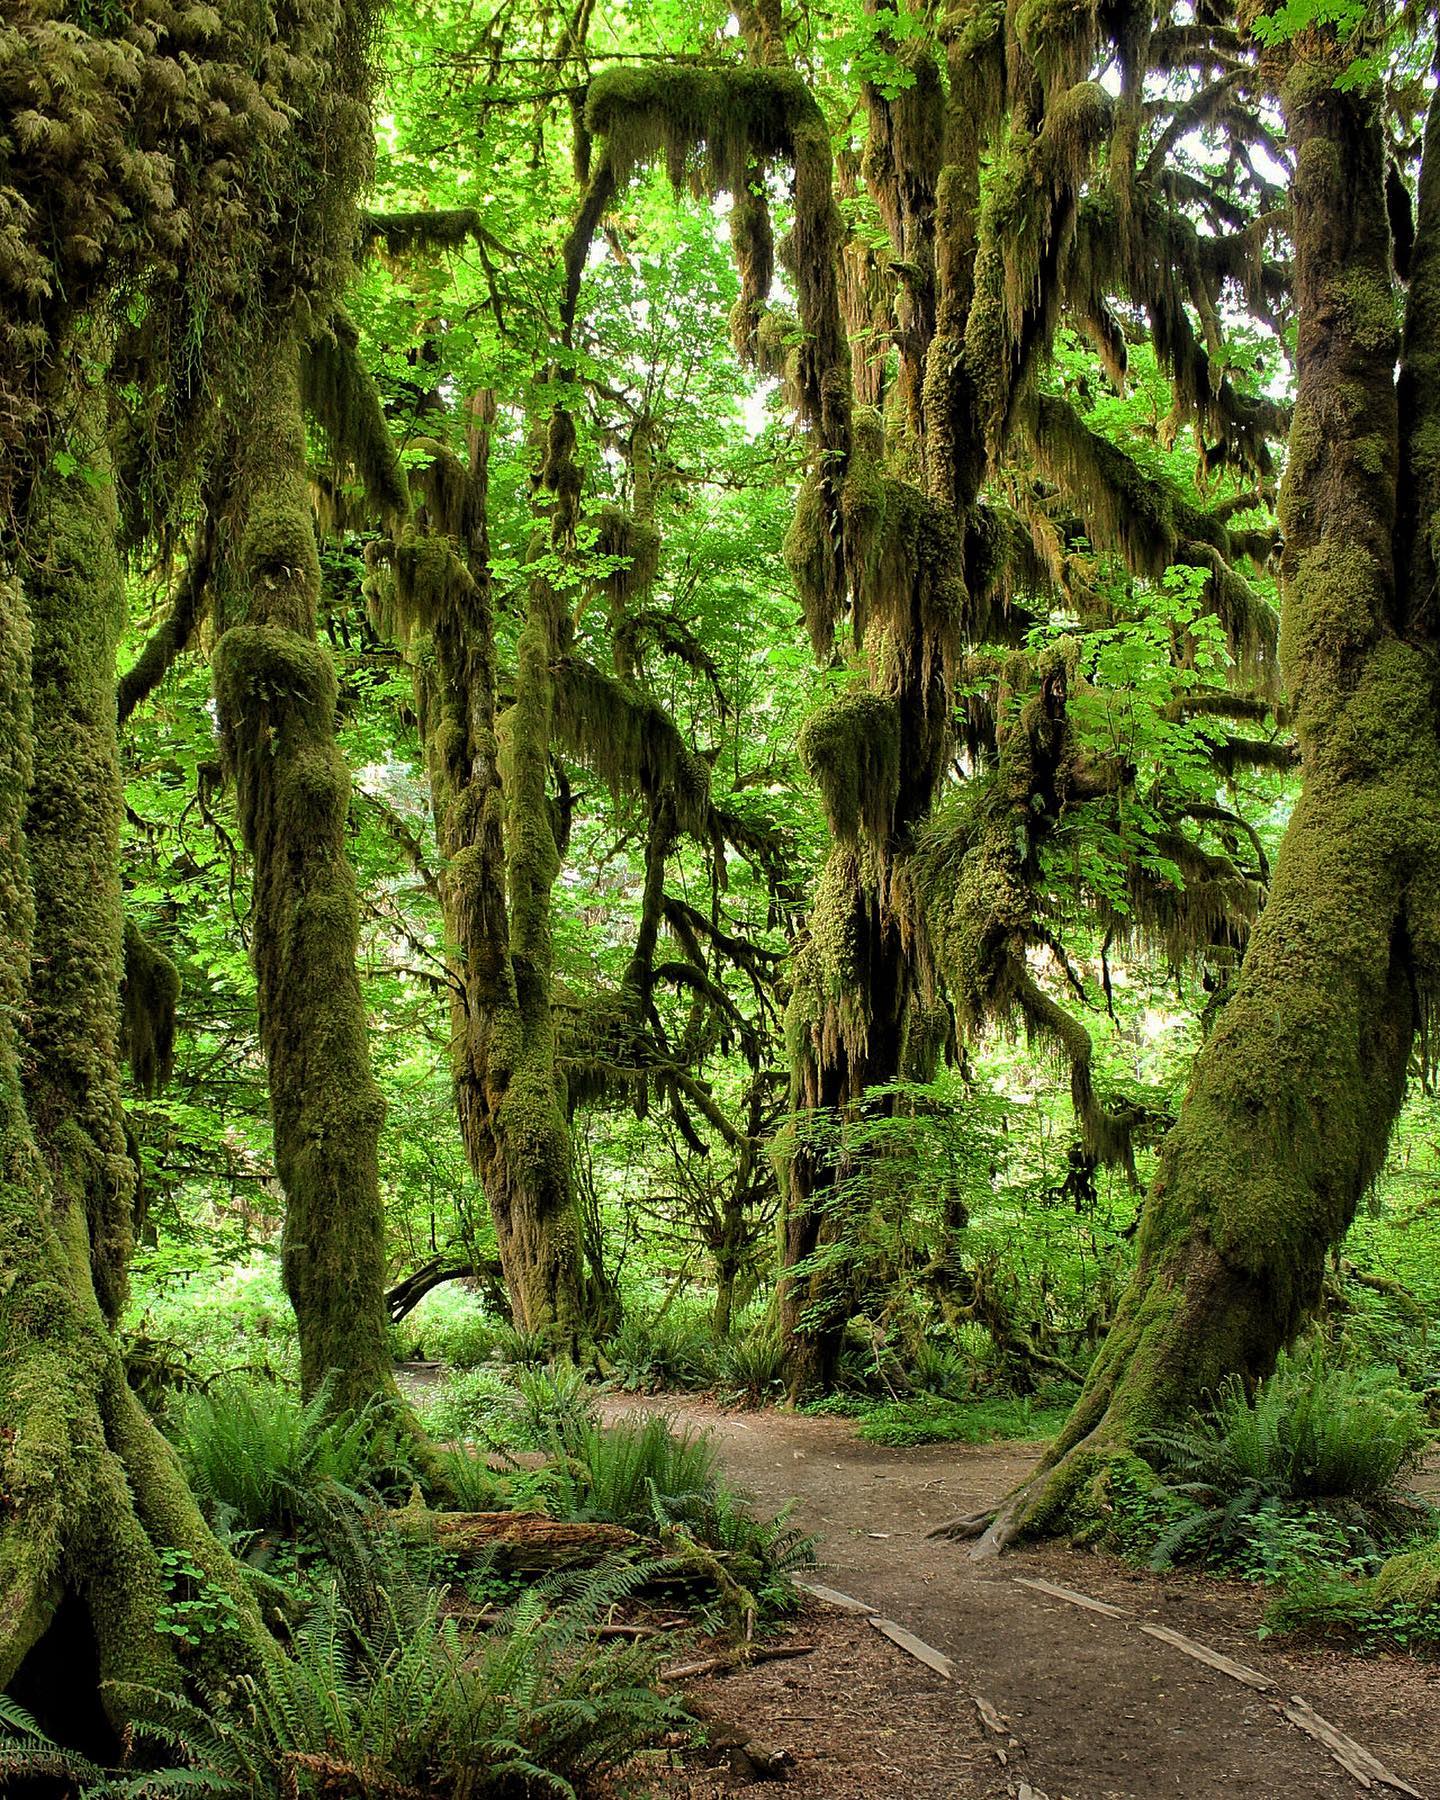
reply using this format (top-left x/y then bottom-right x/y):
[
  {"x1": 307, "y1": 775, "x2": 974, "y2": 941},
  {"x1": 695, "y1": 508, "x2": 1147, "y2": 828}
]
[
  {"x1": 360, "y1": 208, "x2": 489, "y2": 257},
  {"x1": 592, "y1": 504, "x2": 662, "y2": 607},
  {"x1": 784, "y1": 473, "x2": 843, "y2": 659},
  {"x1": 1025, "y1": 391, "x2": 1279, "y2": 674},
  {"x1": 968, "y1": 38, "x2": 1440, "y2": 1555},
  {"x1": 586, "y1": 65, "x2": 817, "y2": 196},
  {"x1": 115, "y1": 520, "x2": 215, "y2": 727},
  {"x1": 799, "y1": 690, "x2": 902, "y2": 844},
  {"x1": 552, "y1": 656, "x2": 713, "y2": 840},
  {"x1": 581, "y1": 60, "x2": 852, "y2": 613},
  {"x1": 120, "y1": 921, "x2": 179, "y2": 1098},
  {"x1": 300, "y1": 308, "x2": 409, "y2": 528},
  {"x1": 729, "y1": 175, "x2": 776, "y2": 362},
  {"x1": 786, "y1": 843, "x2": 885, "y2": 1088},
  {"x1": 845, "y1": 464, "x2": 972, "y2": 686}
]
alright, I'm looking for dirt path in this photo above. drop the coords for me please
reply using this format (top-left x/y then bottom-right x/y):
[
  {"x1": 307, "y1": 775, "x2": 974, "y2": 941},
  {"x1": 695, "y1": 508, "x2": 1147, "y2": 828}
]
[{"x1": 601, "y1": 1392, "x2": 1440, "y2": 1800}]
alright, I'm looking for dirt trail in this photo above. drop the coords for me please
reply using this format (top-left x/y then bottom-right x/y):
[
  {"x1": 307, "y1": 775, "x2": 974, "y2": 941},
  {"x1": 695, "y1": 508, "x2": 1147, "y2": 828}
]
[{"x1": 601, "y1": 1392, "x2": 1440, "y2": 1800}]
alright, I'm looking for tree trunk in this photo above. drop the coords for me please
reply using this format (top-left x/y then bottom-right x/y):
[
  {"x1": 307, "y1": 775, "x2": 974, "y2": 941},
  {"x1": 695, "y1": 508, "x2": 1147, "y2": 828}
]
[
  {"x1": 23, "y1": 392, "x2": 136, "y2": 1327},
  {"x1": 966, "y1": 39, "x2": 1440, "y2": 1551},
  {"x1": 212, "y1": 341, "x2": 402, "y2": 1418},
  {"x1": 0, "y1": 431, "x2": 269, "y2": 1730},
  {"x1": 480, "y1": 577, "x2": 586, "y2": 1345},
  {"x1": 401, "y1": 404, "x2": 587, "y2": 1349}
]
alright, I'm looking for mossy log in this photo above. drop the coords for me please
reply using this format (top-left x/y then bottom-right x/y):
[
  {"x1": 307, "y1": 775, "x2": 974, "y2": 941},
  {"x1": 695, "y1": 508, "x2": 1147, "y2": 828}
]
[{"x1": 397, "y1": 1507, "x2": 642, "y2": 1570}]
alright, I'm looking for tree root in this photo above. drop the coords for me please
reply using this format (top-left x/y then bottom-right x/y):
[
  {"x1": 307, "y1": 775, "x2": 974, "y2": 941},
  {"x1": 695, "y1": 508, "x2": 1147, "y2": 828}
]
[{"x1": 927, "y1": 1507, "x2": 997, "y2": 1542}]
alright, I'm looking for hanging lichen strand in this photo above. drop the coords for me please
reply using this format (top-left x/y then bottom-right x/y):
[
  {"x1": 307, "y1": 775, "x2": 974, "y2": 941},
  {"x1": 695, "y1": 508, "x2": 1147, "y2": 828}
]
[
  {"x1": 581, "y1": 64, "x2": 853, "y2": 607},
  {"x1": 954, "y1": 23, "x2": 1440, "y2": 1556}
]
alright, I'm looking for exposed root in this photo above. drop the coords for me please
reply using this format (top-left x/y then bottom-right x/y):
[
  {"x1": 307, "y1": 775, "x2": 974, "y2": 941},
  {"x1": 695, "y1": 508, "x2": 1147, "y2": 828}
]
[{"x1": 926, "y1": 1507, "x2": 997, "y2": 1542}]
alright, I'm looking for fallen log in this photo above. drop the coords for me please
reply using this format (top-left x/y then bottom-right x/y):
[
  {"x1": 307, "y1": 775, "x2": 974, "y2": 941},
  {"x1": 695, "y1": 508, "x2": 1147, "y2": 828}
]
[{"x1": 395, "y1": 1500, "x2": 643, "y2": 1570}]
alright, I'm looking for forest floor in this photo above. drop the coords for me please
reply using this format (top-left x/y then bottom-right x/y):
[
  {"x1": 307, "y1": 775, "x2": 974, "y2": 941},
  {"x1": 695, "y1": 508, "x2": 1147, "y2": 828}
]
[{"x1": 602, "y1": 1392, "x2": 1440, "y2": 1800}]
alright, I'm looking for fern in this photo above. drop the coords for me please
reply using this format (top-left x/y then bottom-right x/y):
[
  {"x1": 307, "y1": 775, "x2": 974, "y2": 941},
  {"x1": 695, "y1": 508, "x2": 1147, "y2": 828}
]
[
  {"x1": 62, "y1": 1550, "x2": 683, "y2": 1798},
  {"x1": 1140, "y1": 1347, "x2": 1433, "y2": 1572},
  {"x1": 167, "y1": 1377, "x2": 411, "y2": 1533}
]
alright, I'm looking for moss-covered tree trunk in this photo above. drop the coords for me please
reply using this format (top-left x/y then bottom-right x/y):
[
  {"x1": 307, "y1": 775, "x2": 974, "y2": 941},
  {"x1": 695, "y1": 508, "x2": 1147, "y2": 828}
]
[
  {"x1": 776, "y1": 39, "x2": 971, "y2": 1399},
  {"x1": 400, "y1": 405, "x2": 586, "y2": 1348},
  {"x1": 0, "y1": 413, "x2": 269, "y2": 1729},
  {"x1": 963, "y1": 34, "x2": 1440, "y2": 1551},
  {"x1": 481, "y1": 568, "x2": 586, "y2": 1345},
  {"x1": 212, "y1": 342, "x2": 402, "y2": 1416}
]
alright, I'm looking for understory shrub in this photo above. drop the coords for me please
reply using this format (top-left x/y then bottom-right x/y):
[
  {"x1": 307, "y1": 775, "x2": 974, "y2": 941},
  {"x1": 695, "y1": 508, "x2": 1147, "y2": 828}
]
[
  {"x1": 545, "y1": 1412, "x2": 815, "y2": 1615},
  {"x1": 715, "y1": 1327, "x2": 786, "y2": 1406},
  {"x1": 604, "y1": 1304, "x2": 721, "y2": 1392},
  {"x1": 907, "y1": 1338, "x2": 975, "y2": 1400},
  {"x1": 1141, "y1": 1347, "x2": 1432, "y2": 1573},
  {"x1": 417, "y1": 1363, "x2": 597, "y2": 1453}
]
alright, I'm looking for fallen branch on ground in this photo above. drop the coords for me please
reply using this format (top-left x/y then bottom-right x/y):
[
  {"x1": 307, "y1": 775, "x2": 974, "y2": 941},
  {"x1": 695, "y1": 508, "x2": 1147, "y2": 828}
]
[{"x1": 659, "y1": 1641, "x2": 816, "y2": 1683}]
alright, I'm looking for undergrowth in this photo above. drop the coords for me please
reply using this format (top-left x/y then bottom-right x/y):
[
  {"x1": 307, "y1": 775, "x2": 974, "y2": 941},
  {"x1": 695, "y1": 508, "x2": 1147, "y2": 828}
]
[
  {"x1": 168, "y1": 1379, "x2": 405, "y2": 1533},
  {"x1": 0, "y1": 1551, "x2": 683, "y2": 1798},
  {"x1": 856, "y1": 1393, "x2": 1074, "y2": 1447}
]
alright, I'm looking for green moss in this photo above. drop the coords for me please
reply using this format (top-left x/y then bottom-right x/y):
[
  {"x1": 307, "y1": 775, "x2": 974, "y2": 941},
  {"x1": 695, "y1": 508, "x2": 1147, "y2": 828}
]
[
  {"x1": 213, "y1": 342, "x2": 401, "y2": 1420},
  {"x1": 799, "y1": 690, "x2": 901, "y2": 843},
  {"x1": 586, "y1": 64, "x2": 817, "y2": 192},
  {"x1": 591, "y1": 505, "x2": 662, "y2": 608},
  {"x1": 121, "y1": 921, "x2": 179, "y2": 1097},
  {"x1": 1370, "y1": 1542, "x2": 1440, "y2": 1606},
  {"x1": 23, "y1": 394, "x2": 134, "y2": 1325},
  {"x1": 783, "y1": 474, "x2": 841, "y2": 658},
  {"x1": 300, "y1": 308, "x2": 409, "y2": 527}
]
